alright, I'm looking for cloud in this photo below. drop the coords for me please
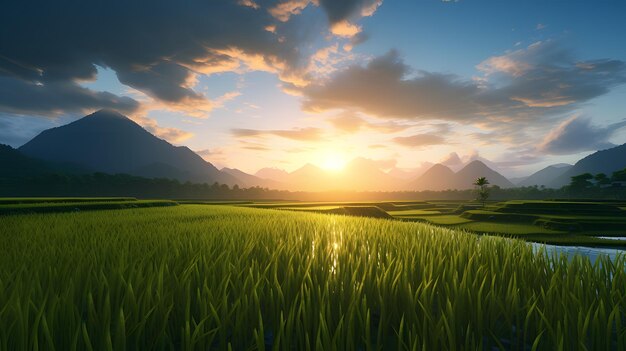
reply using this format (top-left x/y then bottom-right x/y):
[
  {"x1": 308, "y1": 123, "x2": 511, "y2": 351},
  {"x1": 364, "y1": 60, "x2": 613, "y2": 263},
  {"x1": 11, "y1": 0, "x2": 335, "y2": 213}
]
[
  {"x1": 0, "y1": 76, "x2": 139, "y2": 117},
  {"x1": 477, "y1": 41, "x2": 626, "y2": 108},
  {"x1": 269, "y1": 0, "x2": 313, "y2": 22},
  {"x1": 232, "y1": 127, "x2": 324, "y2": 141},
  {"x1": 302, "y1": 42, "x2": 626, "y2": 128},
  {"x1": 392, "y1": 133, "x2": 446, "y2": 148},
  {"x1": 328, "y1": 113, "x2": 365, "y2": 132},
  {"x1": 269, "y1": 0, "x2": 381, "y2": 38},
  {"x1": 327, "y1": 112, "x2": 409, "y2": 133},
  {"x1": 539, "y1": 115, "x2": 626, "y2": 155},
  {"x1": 440, "y1": 152, "x2": 463, "y2": 167},
  {"x1": 318, "y1": 0, "x2": 382, "y2": 24},
  {"x1": 123, "y1": 113, "x2": 193, "y2": 143},
  {"x1": 302, "y1": 50, "x2": 485, "y2": 120},
  {"x1": 1, "y1": 0, "x2": 353, "y2": 117}
]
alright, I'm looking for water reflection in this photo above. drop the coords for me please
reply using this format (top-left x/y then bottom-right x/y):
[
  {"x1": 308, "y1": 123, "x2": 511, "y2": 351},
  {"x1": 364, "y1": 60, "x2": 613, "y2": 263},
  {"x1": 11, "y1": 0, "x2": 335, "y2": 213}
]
[{"x1": 530, "y1": 242, "x2": 624, "y2": 264}]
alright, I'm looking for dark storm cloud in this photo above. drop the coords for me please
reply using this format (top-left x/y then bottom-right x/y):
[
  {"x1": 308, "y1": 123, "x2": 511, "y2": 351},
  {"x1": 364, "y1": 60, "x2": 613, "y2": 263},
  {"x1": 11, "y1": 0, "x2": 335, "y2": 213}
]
[
  {"x1": 0, "y1": 76, "x2": 139, "y2": 116},
  {"x1": 539, "y1": 116, "x2": 626, "y2": 155},
  {"x1": 0, "y1": 0, "x2": 314, "y2": 114},
  {"x1": 302, "y1": 42, "x2": 626, "y2": 125},
  {"x1": 318, "y1": 0, "x2": 381, "y2": 23}
]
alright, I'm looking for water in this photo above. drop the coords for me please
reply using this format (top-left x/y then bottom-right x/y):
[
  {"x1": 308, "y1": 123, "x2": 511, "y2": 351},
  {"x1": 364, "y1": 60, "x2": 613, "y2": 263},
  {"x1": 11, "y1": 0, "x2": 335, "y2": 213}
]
[
  {"x1": 530, "y1": 242, "x2": 624, "y2": 264},
  {"x1": 594, "y1": 236, "x2": 626, "y2": 241}
]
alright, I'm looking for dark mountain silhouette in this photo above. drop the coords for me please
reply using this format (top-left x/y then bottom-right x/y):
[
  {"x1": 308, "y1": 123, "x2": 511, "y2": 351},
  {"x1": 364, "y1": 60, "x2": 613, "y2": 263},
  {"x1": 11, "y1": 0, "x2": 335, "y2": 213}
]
[
  {"x1": 0, "y1": 144, "x2": 91, "y2": 178},
  {"x1": 409, "y1": 161, "x2": 513, "y2": 190},
  {"x1": 548, "y1": 143, "x2": 626, "y2": 188},
  {"x1": 19, "y1": 110, "x2": 240, "y2": 185},
  {"x1": 221, "y1": 167, "x2": 286, "y2": 189},
  {"x1": 254, "y1": 167, "x2": 290, "y2": 183},
  {"x1": 518, "y1": 164, "x2": 572, "y2": 187}
]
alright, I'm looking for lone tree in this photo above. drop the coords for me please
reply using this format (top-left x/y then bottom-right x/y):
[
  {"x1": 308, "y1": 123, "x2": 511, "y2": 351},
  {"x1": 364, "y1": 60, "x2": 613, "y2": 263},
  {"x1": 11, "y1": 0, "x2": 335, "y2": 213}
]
[{"x1": 473, "y1": 177, "x2": 490, "y2": 207}]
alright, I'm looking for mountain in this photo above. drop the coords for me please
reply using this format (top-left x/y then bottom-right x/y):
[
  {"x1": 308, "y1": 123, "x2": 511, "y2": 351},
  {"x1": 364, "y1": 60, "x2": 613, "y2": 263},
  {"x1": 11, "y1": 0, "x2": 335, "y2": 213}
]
[
  {"x1": 254, "y1": 167, "x2": 290, "y2": 183},
  {"x1": 518, "y1": 164, "x2": 572, "y2": 187},
  {"x1": 455, "y1": 160, "x2": 514, "y2": 188},
  {"x1": 0, "y1": 144, "x2": 90, "y2": 178},
  {"x1": 286, "y1": 163, "x2": 333, "y2": 191},
  {"x1": 19, "y1": 109, "x2": 240, "y2": 185},
  {"x1": 410, "y1": 164, "x2": 458, "y2": 191},
  {"x1": 221, "y1": 168, "x2": 286, "y2": 189},
  {"x1": 387, "y1": 162, "x2": 433, "y2": 180},
  {"x1": 280, "y1": 158, "x2": 403, "y2": 191},
  {"x1": 548, "y1": 143, "x2": 626, "y2": 188},
  {"x1": 409, "y1": 161, "x2": 513, "y2": 190},
  {"x1": 509, "y1": 176, "x2": 528, "y2": 185}
]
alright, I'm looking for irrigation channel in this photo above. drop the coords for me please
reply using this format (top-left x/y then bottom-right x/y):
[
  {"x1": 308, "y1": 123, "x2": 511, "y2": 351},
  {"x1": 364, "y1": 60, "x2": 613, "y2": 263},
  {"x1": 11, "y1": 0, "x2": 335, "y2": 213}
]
[{"x1": 530, "y1": 242, "x2": 625, "y2": 264}]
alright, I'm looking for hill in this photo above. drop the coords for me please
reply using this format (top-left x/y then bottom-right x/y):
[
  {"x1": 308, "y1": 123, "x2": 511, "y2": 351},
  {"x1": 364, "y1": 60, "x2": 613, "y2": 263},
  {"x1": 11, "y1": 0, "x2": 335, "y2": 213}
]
[
  {"x1": 0, "y1": 144, "x2": 90, "y2": 178},
  {"x1": 548, "y1": 144, "x2": 626, "y2": 187},
  {"x1": 409, "y1": 161, "x2": 513, "y2": 190},
  {"x1": 254, "y1": 167, "x2": 290, "y2": 183},
  {"x1": 455, "y1": 161, "x2": 514, "y2": 189},
  {"x1": 221, "y1": 168, "x2": 286, "y2": 189},
  {"x1": 410, "y1": 164, "x2": 458, "y2": 191},
  {"x1": 518, "y1": 164, "x2": 572, "y2": 187},
  {"x1": 19, "y1": 110, "x2": 240, "y2": 185}
]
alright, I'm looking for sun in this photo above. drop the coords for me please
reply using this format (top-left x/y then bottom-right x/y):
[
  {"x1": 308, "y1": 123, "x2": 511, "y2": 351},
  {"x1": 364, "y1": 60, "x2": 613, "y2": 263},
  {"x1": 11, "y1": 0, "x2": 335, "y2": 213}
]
[{"x1": 321, "y1": 154, "x2": 347, "y2": 172}]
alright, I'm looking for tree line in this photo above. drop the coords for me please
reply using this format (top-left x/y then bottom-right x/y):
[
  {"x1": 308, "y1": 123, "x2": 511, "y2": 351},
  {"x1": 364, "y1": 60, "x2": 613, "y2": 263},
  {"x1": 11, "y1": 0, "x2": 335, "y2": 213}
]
[{"x1": 1, "y1": 168, "x2": 626, "y2": 201}]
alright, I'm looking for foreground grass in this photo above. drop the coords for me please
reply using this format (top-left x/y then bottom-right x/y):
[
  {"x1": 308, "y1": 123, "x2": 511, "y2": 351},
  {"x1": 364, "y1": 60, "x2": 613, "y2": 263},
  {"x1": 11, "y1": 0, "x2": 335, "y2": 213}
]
[{"x1": 0, "y1": 205, "x2": 625, "y2": 349}]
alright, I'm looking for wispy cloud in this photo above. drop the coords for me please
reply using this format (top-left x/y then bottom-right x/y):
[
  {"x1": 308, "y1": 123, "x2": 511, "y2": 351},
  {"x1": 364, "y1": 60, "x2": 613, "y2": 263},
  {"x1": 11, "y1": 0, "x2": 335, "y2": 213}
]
[
  {"x1": 392, "y1": 133, "x2": 446, "y2": 148},
  {"x1": 232, "y1": 127, "x2": 325, "y2": 141},
  {"x1": 539, "y1": 115, "x2": 626, "y2": 155}
]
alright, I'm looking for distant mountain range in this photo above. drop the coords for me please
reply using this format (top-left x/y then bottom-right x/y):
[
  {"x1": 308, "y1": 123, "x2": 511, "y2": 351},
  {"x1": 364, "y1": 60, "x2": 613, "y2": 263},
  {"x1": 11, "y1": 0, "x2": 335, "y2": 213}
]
[
  {"x1": 407, "y1": 161, "x2": 514, "y2": 190},
  {"x1": 516, "y1": 164, "x2": 572, "y2": 187},
  {"x1": 4, "y1": 109, "x2": 626, "y2": 192},
  {"x1": 547, "y1": 144, "x2": 626, "y2": 188}
]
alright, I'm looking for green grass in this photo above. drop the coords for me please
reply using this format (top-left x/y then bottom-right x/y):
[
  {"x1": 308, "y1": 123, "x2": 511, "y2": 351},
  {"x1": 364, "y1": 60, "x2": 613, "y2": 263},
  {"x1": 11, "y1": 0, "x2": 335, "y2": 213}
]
[
  {"x1": 2, "y1": 205, "x2": 624, "y2": 349},
  {"x1": 407, "y1": 214, "x2": 474, "y2": 225},
  {"x1": 0, "y1": 200, "x2": 177, "y2": 215},
  {"x1": 0, "y1": 197, "x2": 136, "y2": 205},
  {"x1": 281, "y1": 205, "x2": 344, "y2": 211},
  {"x1": 458, "y1": 222, "x2": 562, "y2": 235},
  {"x1": 387, "y1": 209, "x2": 442, "y2": 216}
]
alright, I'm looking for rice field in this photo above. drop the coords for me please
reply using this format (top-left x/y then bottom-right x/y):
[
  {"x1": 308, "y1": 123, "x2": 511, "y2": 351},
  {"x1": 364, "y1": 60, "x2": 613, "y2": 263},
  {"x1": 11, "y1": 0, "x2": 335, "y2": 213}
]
[{"x1": 1, "y1": 204, "x2": 625, "y2": 349}]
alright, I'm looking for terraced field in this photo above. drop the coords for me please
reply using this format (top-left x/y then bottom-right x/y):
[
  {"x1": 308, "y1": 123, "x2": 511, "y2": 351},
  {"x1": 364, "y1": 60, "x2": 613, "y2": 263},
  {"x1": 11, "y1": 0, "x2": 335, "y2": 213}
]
[
  {"x1": 234, "y1": 199, "x2": 626, "y2": 247},
  {"x1": 1, "y1": 202, "x2": 625, "y2": 349}
]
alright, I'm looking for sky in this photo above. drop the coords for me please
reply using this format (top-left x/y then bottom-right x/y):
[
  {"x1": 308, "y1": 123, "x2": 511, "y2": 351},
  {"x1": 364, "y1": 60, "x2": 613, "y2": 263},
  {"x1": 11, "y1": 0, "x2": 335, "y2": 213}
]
[{"x1": 1, "y1": 0, "x2": 626, "y2": 178}]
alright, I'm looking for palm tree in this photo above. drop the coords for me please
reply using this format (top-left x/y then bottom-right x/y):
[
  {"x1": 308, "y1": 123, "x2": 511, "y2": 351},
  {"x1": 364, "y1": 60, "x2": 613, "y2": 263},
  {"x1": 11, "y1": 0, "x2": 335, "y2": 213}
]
[{"x1": 473, "y1": 177, "x2": 490, "y2": 207}]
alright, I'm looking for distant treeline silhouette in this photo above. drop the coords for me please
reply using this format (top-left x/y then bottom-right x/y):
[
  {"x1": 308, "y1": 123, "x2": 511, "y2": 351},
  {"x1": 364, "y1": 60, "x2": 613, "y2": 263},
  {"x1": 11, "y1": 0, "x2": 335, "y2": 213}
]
[{"x1": 2, "y1": 170, "x2": 626, "y2": 201}]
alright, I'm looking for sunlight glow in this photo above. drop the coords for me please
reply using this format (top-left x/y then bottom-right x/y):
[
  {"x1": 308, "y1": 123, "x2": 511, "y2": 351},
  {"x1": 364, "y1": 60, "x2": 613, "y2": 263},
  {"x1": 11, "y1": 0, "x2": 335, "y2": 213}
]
[{"x1": 321, "y1": 154, "x2": 347, "y2": 171}]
